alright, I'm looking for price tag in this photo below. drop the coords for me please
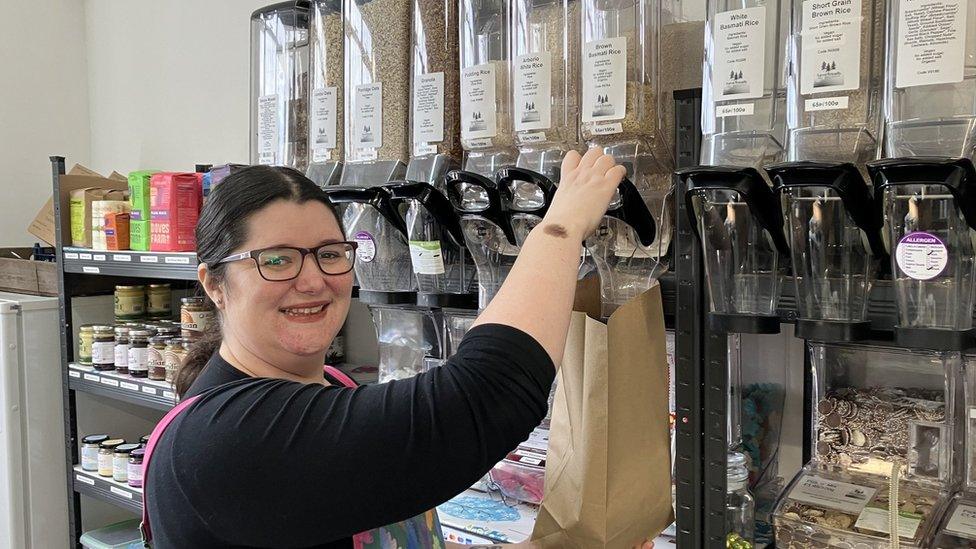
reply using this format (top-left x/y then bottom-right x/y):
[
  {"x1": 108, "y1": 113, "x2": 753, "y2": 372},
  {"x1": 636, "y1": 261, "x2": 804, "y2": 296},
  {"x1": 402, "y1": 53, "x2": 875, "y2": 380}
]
[
  {"x1": 83, "y1": 374, "x2": 100, "y2": 382},
  {"x1": 79, "y1": 253, "x2": 92, "y2": 260},
  {"x1": 120, "y1": 382, "x2": 139, "y2": 391},
  {"x1": 110, "y1": 486, "x2": 133, "y2": 499},
  {"x1": 76, "y1": 474, "x2": 96, "y2": 486},
  {"x1": 100, "y1": 378, "x2": 119, "y2": 387},
  {"x1": 164, "y1": 256, "x2": 191, "y2": 265},
  {"x1": 140, "y1": 255, "x2": 159, "y2": 263},
  {"x1": 142, "y1": 386, "x2": 158, "y2": 395},
  {"x1": 64, "y1": 252, "x2": 79, "y2": 260},
  {"x1": 69, "y1": 371, "x2": 81, "y2": 378},
  {"x1": 93, "y1": 254, "x2": 106, "y2": 261},
  {"x1": 163, "y1": 390, "x2": 175, "y2": 399},
  {"x1": 82, "y1": 266, "x2": 100, "y2": 274},
  {"x1": 112, "y1": 254, "x2": 132, "y2": 262}
]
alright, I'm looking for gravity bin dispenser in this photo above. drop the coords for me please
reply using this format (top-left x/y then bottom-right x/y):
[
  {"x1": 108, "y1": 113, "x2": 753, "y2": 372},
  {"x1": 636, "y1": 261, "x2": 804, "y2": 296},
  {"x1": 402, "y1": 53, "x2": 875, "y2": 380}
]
[
  {"x1": 496, "y1": 167, "x2": 556, "y2": 246},
  {"x1": 867, "y1": 158, "x2": 976, "y2": 351},
  {"x1": 306, "y1": 0, "x2": 344, "y2": 187},
  {"x1": 766, "y1": 162, "x2": 886, "y2": 342},
  {"x1": 323, "y1": 186, "x2": 444, "y2": 382},
  {"x1": 679, "y1": 166, "x2": 790, "y2": 334}
]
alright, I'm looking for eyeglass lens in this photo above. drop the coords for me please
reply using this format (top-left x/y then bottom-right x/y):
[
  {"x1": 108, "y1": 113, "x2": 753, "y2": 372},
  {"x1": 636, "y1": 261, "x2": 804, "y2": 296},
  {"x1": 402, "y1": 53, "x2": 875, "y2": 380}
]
[{"x1": 256, "y1": 244, "x2": 355, "y2": 280}]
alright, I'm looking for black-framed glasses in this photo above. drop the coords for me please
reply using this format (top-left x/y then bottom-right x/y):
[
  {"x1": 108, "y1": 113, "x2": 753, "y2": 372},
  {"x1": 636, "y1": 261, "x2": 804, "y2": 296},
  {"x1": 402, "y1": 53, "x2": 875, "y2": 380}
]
[{"x1": 216, "y1": 242, "x2": 358, "y2": 281}]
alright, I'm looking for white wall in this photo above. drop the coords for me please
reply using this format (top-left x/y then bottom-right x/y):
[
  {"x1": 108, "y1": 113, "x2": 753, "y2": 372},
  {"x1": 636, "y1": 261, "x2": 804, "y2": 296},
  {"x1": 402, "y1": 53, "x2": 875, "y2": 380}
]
[
  {"x1": 0, "y1": 0, "x2": 91, "y2": 246},
  {"x1": 83, "y1": 0, "x2": 270, "y2": 174}
]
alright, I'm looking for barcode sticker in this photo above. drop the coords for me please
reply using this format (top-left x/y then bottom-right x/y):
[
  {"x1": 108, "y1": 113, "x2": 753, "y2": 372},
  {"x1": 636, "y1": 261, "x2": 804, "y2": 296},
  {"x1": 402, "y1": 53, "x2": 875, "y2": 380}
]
[
  {"x1": 112, "y1": 254, "x2": 132, "y2": 262},
  {"x1": 76, "y1": 474, "x2": 96, "y2": 486},
  {"x1": 164, "y1": 256, "x2": 191, "y2": 265},
  {"x1": 110, "y1": 486, "x2": 133, "y2": 499}
]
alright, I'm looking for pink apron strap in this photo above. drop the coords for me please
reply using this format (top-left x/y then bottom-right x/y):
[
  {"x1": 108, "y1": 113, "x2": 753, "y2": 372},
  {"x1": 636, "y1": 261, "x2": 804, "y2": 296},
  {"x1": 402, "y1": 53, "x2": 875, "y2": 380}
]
[
  {"x1": 324, "y1": 365, "x2": 358, "y2": 388},
  {"x1": 139, "y1": 394, "x2": 201, "y2": 544}
]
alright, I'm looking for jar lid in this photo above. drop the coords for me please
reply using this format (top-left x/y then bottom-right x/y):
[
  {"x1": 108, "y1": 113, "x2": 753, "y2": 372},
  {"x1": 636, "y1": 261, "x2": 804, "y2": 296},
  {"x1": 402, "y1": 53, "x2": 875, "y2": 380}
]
[
  {"x1": 115, "y1": 326, "x2": 130, "y2": 335},
  {"x1": 114, "y1": 443, "x2": 141, "y2": 454},
  {"x1": 130, "y1": 448, "x2": 146, "y2": 460},
  {"x1": 90, "y1": 325, "x2": 114, "y2": 332},
  {"x1": 148, "y1": 283, "x2": 171, "y2": 289},
  {"x1": 129, "y1": 330, "x2": 152, "y2": 338},
  {"x1": 82, "y1": 434, "x2": 110, "y2": 445},
  {"x1": 79, "y1": 324, "x2": 95, "y2": 332},
  {"x1": 181, "y1": 296, "x2": 205, "y2": 305},
  {"x1": 100, "y1": 439, "x2": 125, "y2": 449},
  {"x1": 150, "y1": 336, "x2": 171, "y2": 345},
  {"x1": 158, "y1": 326, "x2": 180, "y2": 336},
  {"x1": 140, "y1": 435, "x2": 150, "y2": 444},
  {"x1": 116, "y1": 285, "x2": 146, "y2": 291}
]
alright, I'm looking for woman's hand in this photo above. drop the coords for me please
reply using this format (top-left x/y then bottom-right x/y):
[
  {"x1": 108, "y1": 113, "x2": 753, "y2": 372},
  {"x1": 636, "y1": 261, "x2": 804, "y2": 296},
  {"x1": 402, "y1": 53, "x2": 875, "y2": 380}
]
[{"x1": 541, "y1": 147, "x2": 628, "y2": 241}]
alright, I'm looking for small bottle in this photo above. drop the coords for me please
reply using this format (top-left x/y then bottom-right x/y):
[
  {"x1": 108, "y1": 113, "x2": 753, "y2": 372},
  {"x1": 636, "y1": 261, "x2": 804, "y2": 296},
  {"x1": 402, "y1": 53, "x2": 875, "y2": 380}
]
[
  {"x1": 113, "y1": 443, "x2": 141, "y2": 483},
  {"x1": 726, "y1": 451, "x2": 755, "y2": 549},
  {"x1": 128, "y1": 448, "x2": 145, "y2": 488},
  {"x1": 114, "y1": 326, "x2": 131, "y2": 375},
  {"x1": 148, "y1": 336, "x2": 170, "y2": 381},
  {"x1": 98, "y1": 439, "x2": 125, "y2": 477},
  {"x1": 147, "y1": 283, "x2": 173, "y2": 320},
  {"x1": 80, "y1": 434, "x2": 109, "y2": 471},
  {"x1": 91, "y1": 325, "x2": 115, "y2": 371},
  {"x1": 128, "y1": 330, "x2": 151, "y2": 378},
  {"x1": 77, "y1": 325, "x2": 95, "y2": 365}
]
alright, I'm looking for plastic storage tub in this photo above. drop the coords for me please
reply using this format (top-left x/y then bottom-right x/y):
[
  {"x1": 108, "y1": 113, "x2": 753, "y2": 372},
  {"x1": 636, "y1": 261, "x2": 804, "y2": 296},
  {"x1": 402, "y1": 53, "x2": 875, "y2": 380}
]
[{"x1": 79, "y1": 520, "x2": 143, "y2": 549}]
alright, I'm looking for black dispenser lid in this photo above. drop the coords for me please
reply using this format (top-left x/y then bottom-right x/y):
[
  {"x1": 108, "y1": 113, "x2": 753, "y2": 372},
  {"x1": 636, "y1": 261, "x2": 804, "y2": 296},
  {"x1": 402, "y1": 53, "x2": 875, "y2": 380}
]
[
  {"x1": 322, "y1": 186, "x2": 408, "y2": 237},
  {"x1": 604, "y1": 177, "x2": 657, "y2": 247},
  {"x1": 445, "y1": 170, "x2": 518, "y2": 246},
  {"x1": 384, "y1": 181, "x2": 466, "y2": 247},
  {"x1": 867, "y1": 157, "x2": 976, "y2": 231}
]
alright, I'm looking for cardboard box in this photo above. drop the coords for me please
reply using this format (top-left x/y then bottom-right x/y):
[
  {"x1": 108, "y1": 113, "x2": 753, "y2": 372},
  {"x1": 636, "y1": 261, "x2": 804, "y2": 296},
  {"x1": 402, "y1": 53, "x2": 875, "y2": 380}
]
[
  {"x1": 150, "y1": 172, "x2": 201, "y2": 252},
  {"x1": 105, "y1": 212, "x2": 131, "y2": 251},
  {"x1": 30, "y1": 165, "x2": 129, "y2": 248},
  {"x1": 128, "y1": 170, "x2": 158, "y2": 222},
  {"x1": 0, "y1": 248, "x2": 58, "y2": 296},
  {"x1": 91, "y1": 200, "x2": 130, "y2": 250},
  {"x1": 130, "y1": 220, "x2": 150, "y2": 251},
  {"x1": 70, "y1": 188, "x2": 127, "y2": 248}
]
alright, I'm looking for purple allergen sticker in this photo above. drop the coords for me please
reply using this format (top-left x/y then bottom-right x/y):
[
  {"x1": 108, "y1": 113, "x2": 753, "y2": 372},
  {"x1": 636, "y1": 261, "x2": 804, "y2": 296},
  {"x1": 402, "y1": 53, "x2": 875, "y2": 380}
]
[
  {"x1": 895, "y1": 231, "x2": 948, "y2": 281},
  {"x1": 354, "y1": 231, "x2": 376, "y2": 263}
]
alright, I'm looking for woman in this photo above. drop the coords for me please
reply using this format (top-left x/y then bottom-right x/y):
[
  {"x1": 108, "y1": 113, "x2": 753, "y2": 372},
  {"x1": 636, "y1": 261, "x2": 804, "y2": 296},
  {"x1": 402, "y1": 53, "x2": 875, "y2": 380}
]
[{"x1": 146, "y1": 149, "x2": 649, "y2": 548}]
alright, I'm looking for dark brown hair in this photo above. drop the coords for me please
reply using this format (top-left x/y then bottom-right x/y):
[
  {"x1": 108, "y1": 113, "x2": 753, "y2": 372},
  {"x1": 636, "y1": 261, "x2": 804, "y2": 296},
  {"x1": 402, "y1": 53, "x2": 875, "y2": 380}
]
[{"x1": 175, "y1": 166, "x2": 342, "y2": 398}]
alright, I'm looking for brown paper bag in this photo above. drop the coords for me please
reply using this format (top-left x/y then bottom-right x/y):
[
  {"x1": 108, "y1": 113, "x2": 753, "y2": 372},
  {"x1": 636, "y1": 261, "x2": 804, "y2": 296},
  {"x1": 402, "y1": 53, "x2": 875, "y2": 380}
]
[{"x1": 531, "y1": 277, "x2": 674, "y2": 548}]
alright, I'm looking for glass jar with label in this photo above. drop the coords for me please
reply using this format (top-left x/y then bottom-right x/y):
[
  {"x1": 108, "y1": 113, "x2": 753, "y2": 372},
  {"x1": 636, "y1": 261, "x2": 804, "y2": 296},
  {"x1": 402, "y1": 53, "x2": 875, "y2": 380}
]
[
  {"x1": 338, "y1": 0, "x2": 412, "y2": 187},
  {"x1": 726, "y1": 452, "x2": 755, "y2": 548},
  {"x1": 702, "y1": 0, "x2": 790, "y2": 168},
  {"x1": 147, "y1": 283, "x2": 172, "y2": 320},
  {"x1": 97, "y1": 439, "x2": 124, "y2": 477},
  {"x1": 164, "y1": 338, "x2": 188, "y2": 383},
  {"x1": 114, "y1": 326, "x2": 130, "y2": 374},
  {"x1": 112, "y1": 443, "x2": 141, "y2": 483},
  {"x1": 80, "y1": 434, "x2": 109, "y2": 472},
  {"x1": 77, "y1": 324, "x2": 94, "y2": 365},
  {"x1": 156, "y1": 324, "x2": 180, "y2": 340},
  {"x1": 511, "y1": 0, "x2": 580, "y2": 174},
  {"x1": 128, "y1": 330, "x2": 151, "y2": 378},
  {"x1": 114, "y1": 285, "x2": 146, "y2": 322},
  {"x1": 458, "y1": 0, "x2": 517, "y2": 177},
  {"x1": 306, "y1": 0, "x2": 345, "y2": 187},
  {"x1": 787, "y1": 0, "x2": 886, "y2": 164},
  {"x1": 884, "y1": 0, "x2": 976, "y2": 159},
  {"x1": 148, "y1": 336, "x2": 170, "y2": 381},
  {"x1": 90, "y1": 325, "x2": 115, "y2": 371},
  {"x1": 127, "y1": 448, "x2": 145, "y2": 488},
  {"x1": 404, "y1": 0, "x2": 463, "y2": 184},
  {"x1": 181, "y1": 297, "x2": 214, "y2": 341},
  {"x1": 250, "y1": 2, "x2": 310, "y2": 171}
]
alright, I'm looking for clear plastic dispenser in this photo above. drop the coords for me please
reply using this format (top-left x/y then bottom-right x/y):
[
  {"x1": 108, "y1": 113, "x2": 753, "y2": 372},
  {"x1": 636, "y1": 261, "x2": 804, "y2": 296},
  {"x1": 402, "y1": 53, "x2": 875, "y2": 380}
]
[
  {"x1": 306, "y1": 0, "x2": 344, "y2": 186},
  {"x1": 772, "y1": 343, "x2": 961, "y2": 548},
  {"x1": 580, "y1": 0, "x2": 675, "y2": 276},
  {"x1": 511, "y1": 0, "x2": 580, "y2": 175},
  {"x1": 496, "y1": 167, "x2": 556, "y2": 246},
  {"x1": 701, "y1": 0, "x2": 790, "y2": 168},
  {"x1": 883, "y1": 0, "x2": 976, "y2": 160},
  {"x1": 679, "y1": 166, "x2": 790, "y2": 334},
  {"x1": 584, "y1": 178, "x2": 660, "y2": 319},
  {"x1": 459, "y1": 0, "x2": 518, "y2": 177},
  {"x1": 250, "y1": 2, "x2": 311, "y2": 171},
  {"x1": 867, "y1": 158, "x2": 976, "y2": 350},
  {"x1": 786, "y1": 0, "x2": 886, "y2": 166},
  {"x1": 766, "y1": 162, "x2": 886, "y2": 342},
  {"x1": 371, "y1": 305, "x2": 445, "y2": 382},
  {"x1": 446, "y1": 170, "x2": 520, "y2": 309},
  {"x1": 339, "y1": 0, "x2": 411, "y2": 186}
]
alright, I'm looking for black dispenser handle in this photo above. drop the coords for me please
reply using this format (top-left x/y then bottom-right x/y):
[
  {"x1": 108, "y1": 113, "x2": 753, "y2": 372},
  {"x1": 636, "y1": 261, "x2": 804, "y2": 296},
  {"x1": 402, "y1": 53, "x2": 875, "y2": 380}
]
[
  {"x1": 495, "y1": 167, "x2": 557, "y2": 217},
  {"x1": 384, "y1": 181, "x2": 466, "y2": 246},
  {"x1": 867, "y1": 157, "x2": 976, "y2": 231},
  {"x1": 445, "y1": 170, "x2": 518, "y2": 246},
  {"x1": 603, "y1": 177, "x2": 657, "y2": 247},
  {"x1": 322, "y1": 186, "x2": 409, "y2": 238}
]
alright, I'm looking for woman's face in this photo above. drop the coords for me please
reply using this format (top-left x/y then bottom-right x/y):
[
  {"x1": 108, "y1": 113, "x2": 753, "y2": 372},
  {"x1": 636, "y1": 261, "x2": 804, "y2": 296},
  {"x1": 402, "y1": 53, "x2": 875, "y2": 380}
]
[{"x1": 212, "y1": 199, "x2": 353, "y2": 361}]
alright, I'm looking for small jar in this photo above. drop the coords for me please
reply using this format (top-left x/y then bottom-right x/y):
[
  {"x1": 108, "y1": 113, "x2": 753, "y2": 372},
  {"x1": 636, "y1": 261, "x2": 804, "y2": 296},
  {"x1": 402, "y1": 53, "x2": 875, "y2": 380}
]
[
  {"x1": 164, "y1": 338, "x2": 187, "y2": 383},
  {"x1": 157, "y1": 325, "x2": 180, "y2": 339},
  {"x1": 128, "y1": 330, "x2": 151, "y2": 378},
  {"x1": 91, "y1": 325, "x2": 115, "y2": 371},
  {"x1": 114, "y1": 285, "x2": 146, "y2": 322},
  {"x1": 147, "y1": 283, "x2": 173, "y2": 320},
  {"x1": 148, "y1": 336, "x2": 170, "y2": 381},
  {"x1": 80, "y1": 434, "x2": 109, "y2": 471},
  {"x1": 77, "y1": 325, "x2": 95, "y2": 365},
  {"x1": 114, "y1": 327, "x2": 131, "y2": 374},
  {"x1": 128, "y1": 448, "x2": 145, "y2": 488},
  {"x1": 181, "y1": 297, "x2": 214, "y2": 341},
  {"x1": 113, "y1": 443, "x2": 141, "y2": 483},
  {"x1": 98, "y1": 439, "x2": 125, "y2": 477}
]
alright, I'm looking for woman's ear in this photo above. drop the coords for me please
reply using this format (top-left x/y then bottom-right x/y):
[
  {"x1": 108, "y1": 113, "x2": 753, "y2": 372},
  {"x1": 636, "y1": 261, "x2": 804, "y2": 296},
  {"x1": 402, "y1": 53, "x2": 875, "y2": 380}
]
[{"x1": 198, "y1": 263, "x2": 225, "y2": 309}]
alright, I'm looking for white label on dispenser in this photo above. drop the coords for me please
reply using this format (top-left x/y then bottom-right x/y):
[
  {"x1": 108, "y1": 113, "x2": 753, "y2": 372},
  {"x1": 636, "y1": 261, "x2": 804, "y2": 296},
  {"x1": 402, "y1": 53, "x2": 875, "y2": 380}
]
[
  {"x1": 805, "y1": 96, "x2": 850, "y2": 111},
  {"x1": 895, "y1": 0, "x2": 967, "y2": 88},
  {"x1": 946, "y1": 504, "x2": 976, "y2": 538},
  {"x1": 514, "y1": 52, "x2": 552, "y2": 131},
  {"x1": 581, "y1": 37, "x2": 628, "y2": 123},
  {"x1": 461, "y1": 63, "x2": 498, "y2": 140},
  {"x1": 257, "y1": 94, "x2": 278, "y2": 165},
  {"x1": 354, "y1": 83, "x2": 383, "y2": 150},
  {"x1": 310, "y1": 87, "x2": 338, "y2": 162},
  {"x1": 413, "y1": 72, "x2": 445, "y2": 146},
  {"x1": 354, "y1": 231, "x2": 377, "y2": 263},
  {"x1": 800, "y1": 0, "x2": 862, "y2": 95},
  {"x1": 716, "y1": 103, "x2": 756, "y2": 117},
  {"x1": 712, "y1": 7, "x2": 767, "y2": 101},
  {"x1": 788, "y1": 474, "x2": 876, "y2": 514},
  {"x1": 409, "y1": 241, "x2": 446, "y2": 275},
  {"x1": 854, "y1": 507, "x2": 922, "y2": 538},
  {"x1": 519, "y1": 131, "x2": 547, "y2": 144},
  {"x1": 896, "y1": 231, "x2": 949, "y2": 280}
]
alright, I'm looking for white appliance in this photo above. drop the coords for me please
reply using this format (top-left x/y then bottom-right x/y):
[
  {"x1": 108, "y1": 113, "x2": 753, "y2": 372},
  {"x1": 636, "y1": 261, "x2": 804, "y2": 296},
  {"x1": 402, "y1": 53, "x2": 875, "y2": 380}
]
[{"x1": 0, "y1": 292, "x2": 69, "y2": 548}]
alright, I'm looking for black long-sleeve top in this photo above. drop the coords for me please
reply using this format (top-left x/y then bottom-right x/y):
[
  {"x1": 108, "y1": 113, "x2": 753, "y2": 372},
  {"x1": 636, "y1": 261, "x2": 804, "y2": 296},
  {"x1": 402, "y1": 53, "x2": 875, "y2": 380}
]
[{"x1": 144, "y1": 323, "x2": 554, "y2": 548}]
